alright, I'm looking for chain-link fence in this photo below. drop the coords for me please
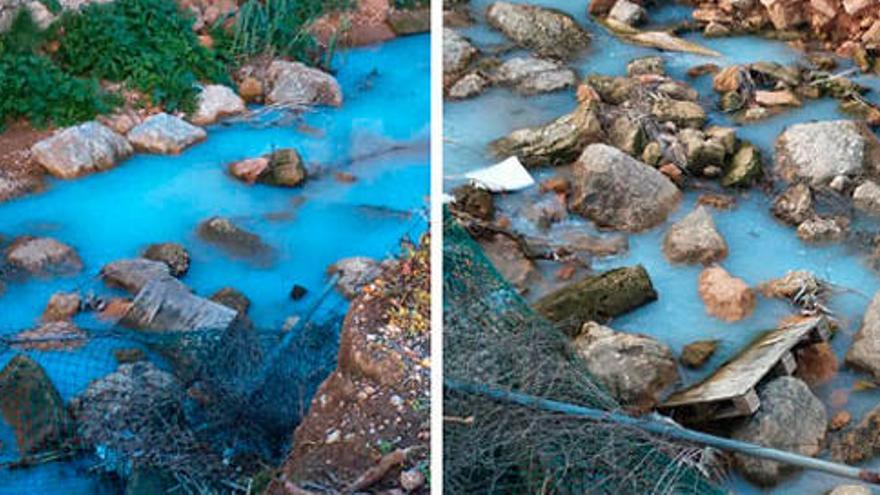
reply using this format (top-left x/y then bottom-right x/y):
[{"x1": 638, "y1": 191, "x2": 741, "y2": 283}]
[{"x1": 442, "y1": 209, "x2": 725, "y2": 494}]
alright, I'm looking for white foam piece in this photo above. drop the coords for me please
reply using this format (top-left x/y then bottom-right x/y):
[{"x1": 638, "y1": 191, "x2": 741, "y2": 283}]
[{"x1": 464, "y1": 156, "x2": 535, "y2": 193}]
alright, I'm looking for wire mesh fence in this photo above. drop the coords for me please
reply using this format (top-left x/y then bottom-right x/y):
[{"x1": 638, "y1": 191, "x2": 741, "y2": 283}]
[
  {"x1": 442, "y1": 209, "x2": 726, "y2": 495},
  {"x1": 0, "y1": 312, "x2": 344, "y2": 495}
]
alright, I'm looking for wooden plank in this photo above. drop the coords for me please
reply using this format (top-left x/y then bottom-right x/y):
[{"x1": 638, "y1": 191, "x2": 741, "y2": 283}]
[{"x1": 662, "y1": 316, "x2": 829, "y2": 411}]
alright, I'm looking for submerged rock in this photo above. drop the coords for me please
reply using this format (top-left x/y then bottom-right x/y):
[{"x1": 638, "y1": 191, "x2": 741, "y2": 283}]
[
  {"x1": 5, "y1": 236, "x2": 82, "y2": 278},
  {"x1": 13, "y1": 321, "x2": 87, "y2": 351},
  {"x1": 0, "y1": 354, "x2": 73, "y2": 455},
  {"x1": 731, "y1": 377, "x2": 826, "y2": 486},
  {"x1": 534, "y1": 265, "x2": 657, "y2": 335},
  {"x1": 197, "y1": 216, "x2": 274, "y2": 262},
  {"x1": 775, "y1": 120, "x2": 877, "y2": 186},
  {"x1": 572, "y1": 322, "x2": 678, "y2": 411},
  {"x1": 329, "y1": 257, "x2": 382, "y2": 299},
  {"x1": 492, "y1": 56, "x2": 577, "y2": 95},
  {"x1": 697, "y1": 265, "x2": 755, "y2": 321},
  {"x1": 568, "y1": 144, "x2": 681, "y2": 232},
  {"x1": 485, "y1": 1, "x2": 590, "y2": 60},
  {"x1": 829, "y1": 486, "x2": 872, "y2": 495},
  {"x1": 127, "y1": 113, "x2": 207, "y2": 154},
  {"x1": 101, "y1": 258, "x2": 173, "y2": 294},
  {"x1": 771, "y1": 183, "x2": 813, "y2": 226},
  {"x1": 480, "y1": 234, "x2": 538, "y2": 290},
  {"x1": 266, "y1": 61, "x2": 343, "y2": 107},
  {"x1": 209, "y1": 287, "x2": 251, "y2": 315},
  {"x1": 143, "y1": 242, "x2": 190, "y2": 277},
  {"x1": 31, "y1": 121, "x2": 133, "y2": 179},
  {"x1": 190, "y1": 84, "x2": 246, "y2": 126},
  {"x1": 846, "y1": 289, "x2": 880, "y2": 381},
  {"x1": 490, "y1": 103, "x2": 605, "y2": 168},
  {"x1": 795, "y1": 342, "x2": 838, "y2": 386},
  {"x1": 662, "y1": 206, "x2": 728, "y2": 265},
  {"x1": 680, "y1": 339, "x2": 718, "y2": 368}
]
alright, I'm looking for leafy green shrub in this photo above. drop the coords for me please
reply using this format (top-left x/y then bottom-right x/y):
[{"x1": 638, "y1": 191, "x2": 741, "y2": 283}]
[
  {"x1": 0, "y1": 9, "x2": 49, "y2": 55},
  {"x1": 53, "y1": 0, "x2": 228, "y2": 113},
  {"x1": 0, "y1": 9, "x2": 116, "y2": 128},
  {"x1": 0, "y1": 53, "x2": 118, "y2": 128},
  {"x1": 217, "y1": 0, "x2": 351, "y2": 66}
]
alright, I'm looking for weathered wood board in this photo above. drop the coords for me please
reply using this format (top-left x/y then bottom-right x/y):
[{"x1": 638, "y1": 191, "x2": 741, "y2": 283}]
[{"x1": 660, "y1": 316, "x2": 830, "y2": 423}]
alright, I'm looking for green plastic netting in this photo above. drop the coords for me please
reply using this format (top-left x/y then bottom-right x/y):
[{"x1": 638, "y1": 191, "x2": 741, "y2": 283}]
[{"x1": 443, "y1": 209, "x2": 725, "y2": 495}]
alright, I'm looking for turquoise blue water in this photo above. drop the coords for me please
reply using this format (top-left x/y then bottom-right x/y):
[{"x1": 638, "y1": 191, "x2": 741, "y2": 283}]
[
  {"x1": 0, "y1": 34, "x2": 429, "y2": 493},
  {"x1": 445, "y1": 3, "x2": 880, "y2": 493}
]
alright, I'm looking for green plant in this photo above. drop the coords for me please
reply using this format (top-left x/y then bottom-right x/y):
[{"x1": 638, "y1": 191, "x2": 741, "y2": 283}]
[
  {"x1": 0, "y1": 53, "x2": 118, "y2": 128},
  {"x1": 53, "y1": 0, "x2": 228, "y2": 113},
  {"x1": 221, "y1": 0, "x2": 351, "y2": 66},
  {"x1": 0, "y1": 9, "x2": 49, "y2": 55}
]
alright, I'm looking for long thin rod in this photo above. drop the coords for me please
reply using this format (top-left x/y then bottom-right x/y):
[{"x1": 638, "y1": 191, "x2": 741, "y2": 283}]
[{"x1": 445, "y1": 378, "x2": 880, "y2": 485}]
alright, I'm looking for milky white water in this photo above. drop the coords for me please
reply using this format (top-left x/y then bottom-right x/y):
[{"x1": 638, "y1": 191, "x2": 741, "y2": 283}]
[{"x1": 444, "y1": 3, "x2": 880, "y2": 493}]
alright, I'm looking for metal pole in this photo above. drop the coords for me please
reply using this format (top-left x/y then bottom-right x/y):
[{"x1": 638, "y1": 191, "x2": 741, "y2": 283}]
[{"x1": 445, "y1": 378, "x2": 880, "y2": 485}]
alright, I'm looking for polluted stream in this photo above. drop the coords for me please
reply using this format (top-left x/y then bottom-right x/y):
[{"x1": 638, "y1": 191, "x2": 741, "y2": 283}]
[
  {"x1": 0, "y1": 34, "x2": 429, "y2": 493},
  {"x1": 445, "y1": 1, "x2": 880, "y2": 493}
]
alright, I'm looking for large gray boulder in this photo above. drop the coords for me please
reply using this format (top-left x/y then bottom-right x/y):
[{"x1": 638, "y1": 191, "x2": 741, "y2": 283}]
[
  {"x1": 485, "y1": 1, "x2": 590, "y2": 60},
  {"x1": 31, "y1": 121, "x2": 132, "y2": 179},
  {"x1": 572, "y1": 322, "x2": 679, "y2": 411},
  {"x1": 127, "y1": 113, "x2": 207, "y2": 154},
  {"x1": 492, "y1": 56, "x2": 577, "y2": 95},
  {"x1": 189, "y1": 84, "x2": 246, "y2": 126},
  {"x1": 5, "y1": 236, "x2": 82, "y2": 277},
  {"x1": 489, "y1": 103, "x2": 604, "y2": 168},
  {"x1": 266, "y1": 61, "x2": 343, "y2": 107},
  {"x1": 69, "y1": 361, "x2": 187, "y2": 471},
  {"x1": 569, "y1": 144, "x2": 681, "y2": 232},
  {"x1": 443, "y1": 28, "x2": 478, "y2": 78},
  {"x1": 662, "y1": 206, "x2": 728, "y2": 264},
  {"x1": 775, "y1": 120, "x2": 878, "y2": 186},
  {"x1": 731, "y1": 377, "x2": 826, "y2": 486},
  {"x1": 101, "y1": 258, "x2": 173, "y2": 294},
  {"x1": 846, "y1": 289, "x2": 880, "y2": 380}
]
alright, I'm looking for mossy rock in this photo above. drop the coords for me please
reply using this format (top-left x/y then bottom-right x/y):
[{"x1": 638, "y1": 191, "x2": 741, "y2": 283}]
[
  {"x1": 722, "y1": 143, "x2": 762, "y2": 187},
  {"x1": 533, "y1": 265, "x2": 657, "y2": 335},
  {"x1": 0, "y1": 354, "x2": 72, "y2": 456}
]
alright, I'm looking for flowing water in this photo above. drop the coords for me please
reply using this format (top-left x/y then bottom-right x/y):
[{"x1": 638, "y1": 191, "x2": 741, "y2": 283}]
[
  {"x1": 0, "y1": 34, "x2": 429, "y2": 493},
  {"x1": 444, "y1": 2, "x2": 880, "y2": 493}
]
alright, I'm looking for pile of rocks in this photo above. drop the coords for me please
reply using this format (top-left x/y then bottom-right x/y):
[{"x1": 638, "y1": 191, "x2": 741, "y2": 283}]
[
  {"x1": 704, "y1": 60, "x2": 880, "y2": 123},
  {"x1": 682, "y1": 0, "x2": 880, "y2": 70}
]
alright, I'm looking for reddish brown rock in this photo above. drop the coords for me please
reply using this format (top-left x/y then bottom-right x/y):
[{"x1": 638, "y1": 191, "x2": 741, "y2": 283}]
[
  {"x1": 830, "y1": 411, "x2": 852, "y2": 431},
  {"x1": 41, "y1": 292, "x2": 80, "y2": 322},
  {"x1": 698, "y1": 266, "x2": 756, "y2": 321},
  {"x1": 795, "y1": 342, "x2": 838, "y2": 386}
]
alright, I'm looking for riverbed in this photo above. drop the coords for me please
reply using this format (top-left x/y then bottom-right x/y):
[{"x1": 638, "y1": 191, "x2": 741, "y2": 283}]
[
  {"x1": 444, "y1": 2, "x2": 880, "y2": 493},
  {"x1": 0, "y1": 33, "x2": 429, "y2": 493}
]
